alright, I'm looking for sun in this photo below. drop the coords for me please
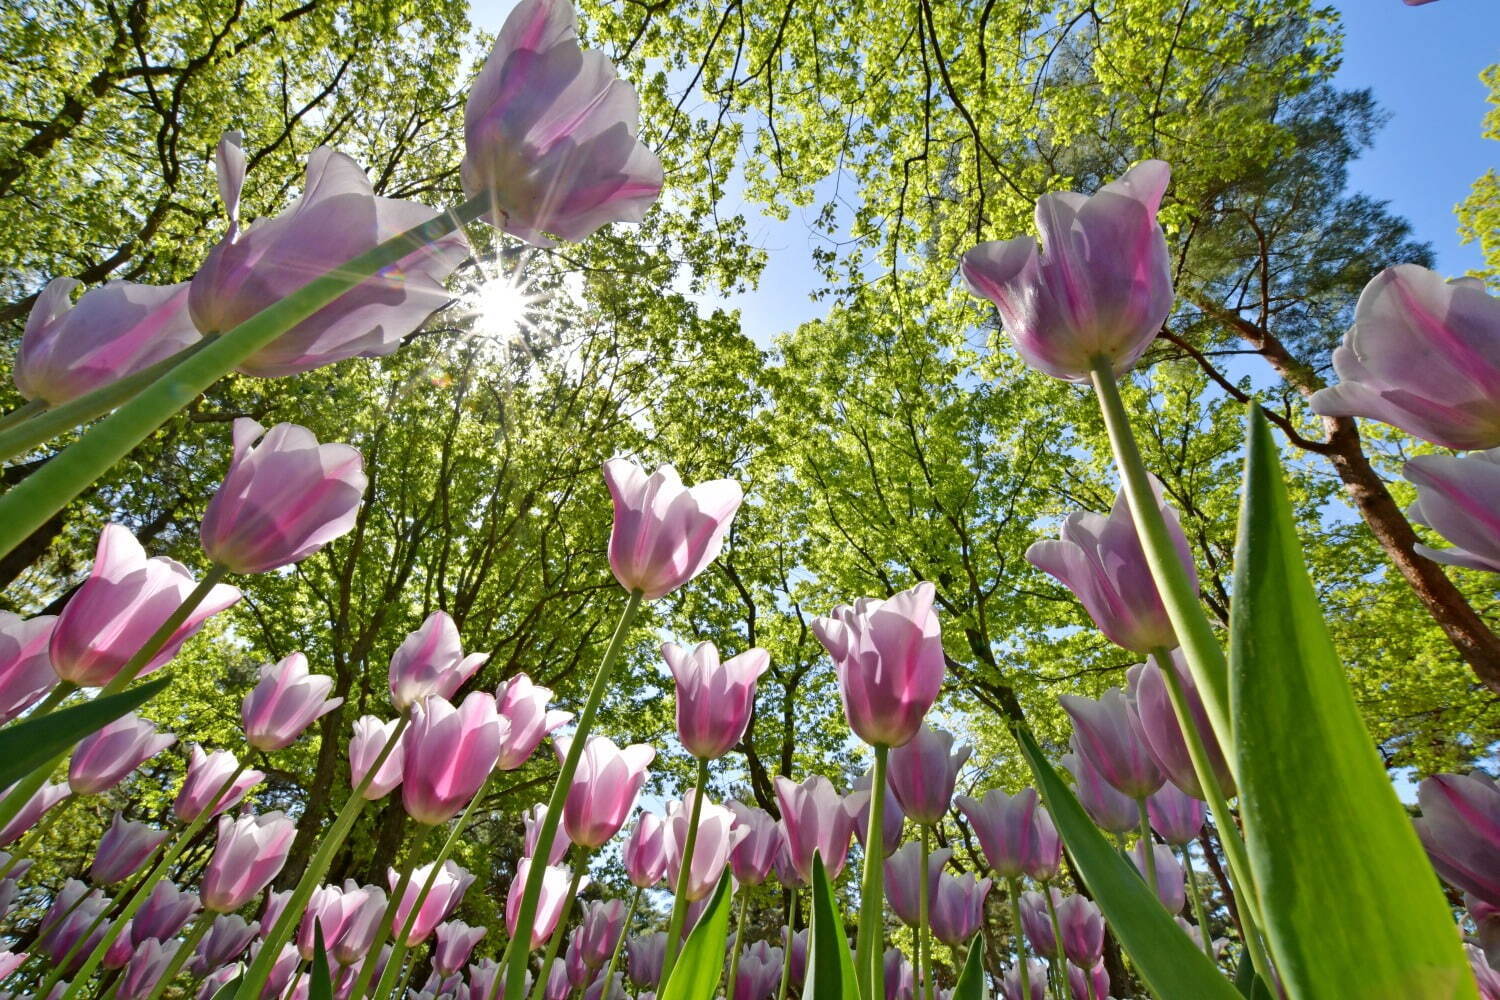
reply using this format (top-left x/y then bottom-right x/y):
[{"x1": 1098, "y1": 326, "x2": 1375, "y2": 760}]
[{"x1": 460, "y1": 255, "x2": 550, "y2": 359}]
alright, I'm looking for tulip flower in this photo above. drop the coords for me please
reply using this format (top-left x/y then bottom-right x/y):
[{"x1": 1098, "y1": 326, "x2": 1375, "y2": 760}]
[
  {"x1": 626, "y1": 932, "x2": 667, "y2": 988},
  {"x1": 49, "y1": 525, "x2": 240, "y2": 687},
  {"x1": 42, "y1": 887, "x2": 107, "y2": 963},
  {"x1": 852, "y1": 766, "x2": 906, "y2": 857},
  {"x1": 297, "y1": 884, "x2": 349, "y2": 959},
  {"x1": 583, "y1": 973, "x2": 627, "y2": 1000},
  {"x1": 199, "y1": 964, "x2": 244, "y2": 1000},
  {"x1": 812, "y1": 581, "x2": 946, "y2": 748},
  {"x1": 622, "y1": 810, "x2": 667, "y2": 887},
  {"x1": 1057, "y1": 895, "x2": 1105, "y2": 967},
  {"x1": 1402, "y1": 449, "x2": 1500, "y2": 573},
  {"x1": 0, "y1": 612, "x2": 58, "y2": 724},
  {"x1": 469, "y1": 958, "x2": 501, "y2": 1000},
  {"x1": 191, "y1": 914, "x2": 260, "y2": 976},
  {"x1": 662, "y1": 641, "x2": 770, "y2": 760},
  {"x1": 38, "y1": 879, "x2": 95, "y2": 942},
  {"x1": 884, "y1": 842, "x2": 951, "y2": 926},
  {"x1": 736, "y1": 941, "x2": 784, "y2": 1000},
  {"x1": 601, "y1": 459, "x2": 743, "y2": 600},
  {"x1": 201, "y1": 419, "x2": 366, "y2": 574},
  {"x1": 102, "y1": 922, "x2": 138, "y2": 970},
  {"x1": 727, "y1": 802, "x2": 780, "y2": 886},
  {"x1": 556, "y1": 734, "x2": 655, "y2": 848},
  {"x1": 1127, "y1": 652, "x2": 1234, "y2": 798},
  {"x1": 15, "y1": 277, "x2": 201, "y2": 406},
  {"x1": 783, "y1": 926, "x2": 810, "y2": 987},
  {"x1": 329, "y1": 883, "x2": 386, "y2": 967},
  {"x1": 241, "y1": 652, "x2": 343, "y2": 751},
  {"x1": 960, "y1": 160, "x2": 1173, "y2": 382},
  {"x1": 1002, "y1": 960, "x2": 1048, "y2": 1000},
  {"x1": 494, "y1": 673, "x2": 572, "y2": 770},
  {"x1": 68, "y1": 712, "x2": 175, "y2": 794},
  {"x1": 0, "y1": 874, "x2": 21, "y2": 921},
  {"x1": 1174, "y1": 916, "x2": 1229, "y2": 962},
  {"x1": 434, "y1": 920, "x2": 487, "y2": 976},
  {"x1": 543, "y1": 959, "x2": 572, "y2": 1000},
  {"x1": 191, "y1": 131, "x2": 468, "y2": 377},
  {"x1": 576, "y1": 901, "x2": 626, "y2": 968},
  {"x1": 774, "y1": 774, "x2": 864, "y2": 884},
  {"x1": 133, "y1": 880, "x2": 201, "y2": 943},
  {"x1": 0, "y1": 780, "x2": 68, "y2": 845},
  {"x1": 390, "y1": 860, "x2": 475, "y2": 946},
  {"x1": 516, "y1": 802, "x2": 567, "y2": 869},
  {"x1": 258, "y1": 942, "x2": 302, "y2": 1000},
  {"x1": 402, "y1": 692, "x2": 506, "y2": 825},
  {"x1": 1130, "y1": 840, "x2": 1185, "y2": 913},
  {"x1": 1147, "y1": 783, "x2": 1205, "y2": 846},
  {"x1": 929, "y1": 871, "x2": 991, "y2": 947},
  {"x1": 507, "y1": 859, "x2": 587, "y2": 949},
  {"x1": 1414, "y1": 771, "x2": 1500, "y2": 906},
  {"x1": 1026, "y1": 806, "x2": 1063, "y2": 882},
  {"x1": 349, "y1": 715, "x2": 405, "y2": 798},
  {"x1": 91, "y1": 813, "x2": 170, "y2": 885},
  {"x1": 882, "y1": 948, "x2": 914, "y2": 1000},
  {"x1": 663, "y1": 791, "x2": 746, "y2": 902},
  {"x1": 1060, "y1": 689, "x2": 1164, "y2": 800},
  {"x1": 1019, "y1": 888, "x2": 1063, "y2": 955},
  {"x1": 1470, "y1": 894, "x2": 1500, "y2": 969},
  {"x1": 118, "y1": 939, "x2": 179, "y2": 1000},
  {"x1": 1467, "y1": 944, "x2": 1500, "y2": 1000},
  {"x1": 956, "y1": 787, "x2": 1043, "y2": 879},
  {"x1": 174, "y1": 746, "x2": 264, "y2": 822},
  {"x1": 1060, "y1": 749, "x2": 1139, "y2": 835},
  {"x1": 0, "y1": 951, "x2": 27, "y2": 981},
  {"x1": 1067, "y1": 961, "x2": 1110, "y2": 1000},
  {"x1": 460, "y1": 0, "x2": 664, "y2": 245},
  {"x1": 1308, "y1": 266, "x2": 1500, "y2": 450},
  {"x1": 260, "y1": 891, "x2": 292, "y2": 939},
  {"x1": 202, "y1": 811, "x2": 296, "y2": 912},
  {"x1": 888, "y1": 723, "x2": 970, "y2": 826},
  {"x1": 388, "y1": 611, "x2": 490, "y2": 712}
]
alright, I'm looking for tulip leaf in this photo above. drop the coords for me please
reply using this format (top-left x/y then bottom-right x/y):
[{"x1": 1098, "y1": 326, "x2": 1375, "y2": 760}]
[
  {"x1": 1233, "y1": 953, "x2": 1273, "y2": 1000},
  {"x1": 310, "y1": 926, "x2": 333, "y2": 1000},
  {"x1": 0, "y1": 677, "x2": 169, "y2": 789},
  {"x1": 803, "y1": 852, "x2": 859, "y2": 1000},
  {"x1": 1229, "y1": 406, "x2": 1475, "y2": 999},
  {"x1": 952, "y1": 936, "x2": 988, "y2": 1000},
  {"x1": 1014, "y1": 725, "x2": 1240, "y2": 999},
  {"x1": 658, "y1": 871, "x2": 733, "y2": 1000},
  {"x1": 208, "y1": 975, "x2": 243, "y2": 1000}
]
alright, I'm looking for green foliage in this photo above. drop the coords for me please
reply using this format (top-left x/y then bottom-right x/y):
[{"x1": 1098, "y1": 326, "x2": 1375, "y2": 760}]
[
  {"x1": 1458, "y1": 64, "x2": 1500, "y2": 281},
  {"x1": 804, "y1": 853, "x2": 860, "y2": 1000},
  {"x1": 0, "y1": 677, "x2": 167, "y2": 788},
  {"x1": 659, "y1": 873, "x2": 734, "y2": 1000}
]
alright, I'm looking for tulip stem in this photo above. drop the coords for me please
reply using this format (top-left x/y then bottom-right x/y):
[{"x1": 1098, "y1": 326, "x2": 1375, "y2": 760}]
[
  {"x1": 373, "y1": 822, "x2": 450, "y2": 1000},
  {"x1": 103, "y1": 564, "x2": 232, "y2": 697},
  {"x1": 1136, "y1": 799, "x2": 1159, "y2": 899},
  {"x1": 238, "y1": 715, "x2": 409, "y2": 1000},
  {"x1": 1007, "y1": 877, "x2": 1032, "y2": 1000},
  {"x1": 0, "y1": 398, "x2": 46, "y2": 434},
  {"x1": 142, "y1": 910, "x2": 212, "y2": 1000},
  {"x1": 1181, "y1": 845, "x2": 1215, "y2": 963},
  {"x1": 392, "y1": 953, "x2": 418, "y2": 1000},
  {"x1": 1043, "y1": 882, "x2": 1068, "y2": 1000},
  {"x1": 774, "y1": 891, "x2": 798, "y2": 1000},
  {"x1": 723, "y1": 887, "x2": 749, "y2": 1000},
  {"x1": 526, "y1": 855, "x2": 585, "y2": 1000},
  {"x1": 500, "y1": 589, "x2": 643, "y2": 1000},
  {"x1": 917, "y1": 825, "x2": 932, "y2": 1000},
  {"x1": 855, "y1": 744, "x2": 888, "y2": 1000},
  {"x1": 659, "y1": 756, "x2": 710, "y2": 987},
  {"x1": 600, "y1": 886, "x2": 639, "y2": 996},
  {"x1": 0, "y1": 196, "x2": 489, "y2": 564},
  {"x1": 351, "y1": 860, "x2": 415, "y2": 1000}
]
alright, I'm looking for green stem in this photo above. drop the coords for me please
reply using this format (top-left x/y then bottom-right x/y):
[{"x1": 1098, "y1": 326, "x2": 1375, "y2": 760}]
[
  {"x1": 0, "y1": 398, "x2": 47, "y2": 435},
  {"x1": 374, "y1": 820, "x2": 450, "y2": 1000},
  {"x1": 527, "y1": 856, "x2": 584, "y2": 1000},
  {"x1": 392, "y1": 952, "x2": 418, "y2": 1000},
  {"x1": 350, "y1": 860, "x2": 415, "y2": 1000},
  {"x1": 237, "y1": 715, "x2": 410, "y2": 1000},
  {"x1": 774, "y1": 891, "x2": 798, "y2": 1000},
  {"x1": 0, "y1": 196, "x2": 488, "y2": 563},
  {"x1": 0, "y1": 797, "x2": 68, "y2": 878},
  {"x1": 1136, "y1": 798, "x2": 1158, "y2": 901},
  {"x1": 1043, "y1": 882, "x2": 1067, "y2": 1000},
  {"x1": 1007, "y1": 877, "x2": 1031, "y2": 1000},
  {"x1": 917, "y1": 825, "x2": 931, "y2": 1000},
  {"x1": 659, "y1": 757, "x2": 710, "y2": 986},
  {"x1": 1182, "y1": 845, "x2": 1215, "y2": 963},
  {"x1": 723, "y1": 888, "x2": 748, "y2": 1000},
  {"x1": 600, "y1": 886, "x2": 640, "y2": 997},
  {"x1": 101, "y1": 564, "x2": 231, "y2": 697},
  {"x1": 855, "y1": 744, "x2": 888, "y2": 1000},
  {"x1": 142, "y1": 910, "x2": 213, "y2": 1000},
  {"x1": 500, "y1": 590, "x2": 643, "y2": 1000}
]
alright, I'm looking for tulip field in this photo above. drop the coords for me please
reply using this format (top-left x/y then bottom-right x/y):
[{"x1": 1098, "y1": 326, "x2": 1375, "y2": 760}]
[{"x1": 0, "y1": 0, "x2": 1495, "y2": 999}]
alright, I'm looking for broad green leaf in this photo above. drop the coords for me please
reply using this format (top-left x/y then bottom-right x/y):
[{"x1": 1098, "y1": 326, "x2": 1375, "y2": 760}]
[
  {"x1": 803, "y1": 852, "x2": 859, "y2": 1000},
  {"x1": 658, "y1": 871, "x2": 733, "y2": 1000},
  {"x1": 1230, "y1": 405, "x2": 1474, "y2": 999},
  {"x1": 209, "y1": 974, "x2": 243, "y2": 1000},
  {"x1": 952, "y1": 937, "x2": 989, "y2": 1000},
  {"x1": 310, "y1": 926, "x2": 333, "y2": 1000},
  {"x1": 1233, "y1": 952, "x2": 1274, "y2": 1000},
  {"x1": 0, "y1": 678, "x2": 169, "y2": 789},
  {"x1": 1014, "y1": 725, "x2": 1240, "y2": 999}
]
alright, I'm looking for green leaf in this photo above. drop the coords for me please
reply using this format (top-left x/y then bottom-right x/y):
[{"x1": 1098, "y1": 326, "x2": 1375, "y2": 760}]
[
  {"x1": 208, "y1": 974, "x2": 243, "y2": 1000},
  {"x1": 1233, "y1": 952, "x2": 1274, "y2": 1000},
  {"x1": 1229, "y1": 405, "x2": 1475, "y2": 999},
  {"x1": 1014, "y1": 725, "x2": 1240, "y2": 999},
  {"x1": 658, "y1": 871, "x2": 734, "y2": 1000},
  {"x1": 802, "y1": 852, "x2": 859, "y2": 1000},
  {"x1": 0, "y1": 677, "x2": 170, "y2": 789},
  {"x1": 310, "y1": 925, "x2": 333, "y2": 1000},
  {"x1": 952, "y1": 936, "x2": 989, "y2": 1000}
]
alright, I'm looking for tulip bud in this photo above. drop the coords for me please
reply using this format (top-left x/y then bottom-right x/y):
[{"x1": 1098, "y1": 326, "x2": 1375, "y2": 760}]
[
  {"x1": 434, "y1": 920, "x2": 487, "y2": 976},
  {"x1": 662, "y1": 641, "x2": 769, "y2": 761},
  {"x1": 956, "y1": 787, "x2": 1042, "y2": 880},
  {"x1": 1146, "y1": 783, "x2": 1205, "y2": 847},
  {"x1": 781, "y1": 926, "x2": 809, "y2": 987},
  {"x1": 773, "y1": 774, "x2": 863, "y2": 884},
  {"x1": 1060, "y1": 689, "x2": 1164, "y2": 800},
  {"x1": 1130, "y1": 840, "x2": 1185, "y2": 913},
  {"x1": 929, "y1": 870, "x2": 991, "y2": 947},
  {"x1": 507, "y1": 859, "x2": 587, "y2": 950},
  {"x1": 601, "y1": 459, "x2": 742, "y2": 600},
  {"x1": 118, "y1": 939, "x2": 179, "y2": 1000},
  {"x1": 201, "y1": 811, "x2": 296, "y2": 912},
  {"x1": 883, "y1": 948, "x2": 915, "y2": 1000},
  {"x1": 330, "y1": 883, "x2": 386, "y2": 967},
  {"x1": 1127, "y1": 652, "x2": 1234, "y2": 799},
  {"x1": 0, "y1": 780, "x2": 68, "y2": 846},
  {"x1": 1057, "y1": 895, "x2": 1105, "y2": 967},
  {"x1": 576, "y1": 901, "x2": 625, "y2": 969},
  {"x1": 1060, "y1": 749, "x2": 1139, "y2": 836},
  {"x1": 557, "y1": 735, "x2": 654, "y2": 848},
  {"x1": 0, "y1": 612, "x2": 58, "y2": 725},
  {"x1": 738, "y1": 941, "x2": 785, "y2": 1000},
  {"x1": 1414, "y1": 771, "x2": 1500, "y2": 906},
  {"x1": 388, "y1": 611, "x2": 489, "y2": 713},
  {"x1": 133, "y1": 881, "x2": 200, "y2": 944},
  {"x1": 1002, "y1": 959, "x2": 1049, "y2": 1000},
  {"x1": 494, "y1": 673, "x2": 572, "y2": 770},
  {"x1": 888, "y1": 724, "x2": 970, "y2": 826},
  {"x1": 1067, "y1": 961, "x2": 1110, "y2": 1000},
  {"x1": 390, "y1": 861, "x2": 474, "y2": 947},
  {"x1": 726, "y1": 802, "x2": 779, "y2": 886},
  {"x1": 1019, "y1": 888, "x2": 1063, "y2": 955},
  {"x1": 191, "y1": 914, "x2": 259, "y2": 977},
  {"x1": 662, "y1": 791, "x2": 746, "y2": 902},
  {"x1": 402, "y1": 693, "x2": 505, "y2": 825},
  {"x1": 349, "y1": 716, "x2": 405, "y2": 799},
  {"x1": 68, "y1": 712, "x2": 175, "y2": 795},
  {"x1": 621, "y1": 810, "x2": 667, "y2": 887},
  {"x1": 1026, "y1": 806, "x2": 1064, "y2": 882},
  {"x1": 1402, "y1": 449, "x2": 1500, "y2": 573},
  {"x1": 883, "y1": 842, "x2": 951, "y2": 927},
  {"x1": 91, "y1": 813, "x2": 170, "y2": 885},
  {"x1": 173, "y1": 746, "x2": 264, "y2": 823},
  {"x1": 626, "y1": 932, "x2": 666, "y2": 988}
]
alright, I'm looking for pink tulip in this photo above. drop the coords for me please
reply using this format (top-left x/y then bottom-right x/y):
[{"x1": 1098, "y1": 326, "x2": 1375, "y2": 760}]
[
  {"x1": 773, "y1": 774, "x2": 864, "y2": 884},
  {"x1": 68, "y1": 712, "x2": 175, "y2": 794},
  {"x1": 494, "y1": 673, "x2": 572, "y2": 770},
  {"x1": 1403, "y1": 449, "x2": 1500, "y2": 573},
  {"x1": 201, "y1": 811, "x2": 296, "y2": 912},
  {"x1": 297, "y1": 884, "x2": 349, "y2": 960},
  {"x1": 601, "y1": 459, "x2": 743, "y2": 601},
  {"x1": 1414, "y1": 771, "x2": 1500, "y2": 906},
  {"x1": 0, "y1": 612, "x2": 58, "y2": 724},
  {"x1": 961, "y1": 160, "x2": 1173, "y2": 382},
  {"x1": 349, "y1": 715, "x2": 405, "y2": 799},
  {"x1": 1147, "y1": 783, "x2": 1205, "y2": 846},
  {"x1": 583, "y1": 972, "x2": 626, "y2": 1000},
  {"x1": 1060, "y1": 749, "x2": 1139, "y2": 836},
  {"x1": 557, "y1": 734, "x2": 655, "y2": 848},
  {"x1": 241, "y1": 652, "x2": 342, "y2": 751},
  {"x1": 118, "y1": 939, "x2": 179, "y2": 1000},
  {"x1": 468, "y1": 958, "x2": 501, "y2": 1000},
  {"x1": 388, "y1": 611, "x2": 490, "y2": 712},
  {"x1": 812, "y1": 581, "x2": 946, "y2": 748},
  {"x1": 955, "y1": 787, "x2": 1042, "y2": 879},
  {"x1": 1060, "y1": 688, "x2": 1165, "y2": 800},
  {"x1": 882, "y1": 948, "x2": 914, "y2": 1000},
  {"x1": 15, "y1": 278, "x2": 200, "y2": 405},
  {"x1": 260, "y1": 890, "x2": 292, "y2": 938},
  {"x1": 434, "y1": 920, "x2": 487, "y2": 976},
  {"x1": 402, "y1": 692, "x2": 505, "y2": 824},
  {"x1": 49, "y1": 524, "x2": 240, "y2": 687},
  {"x1": 576, "y1": 900, "x2": 626, "y2": 968},
  {"x1": 460, "y1": 0, "x2": 663, "y2": 245},
  {"x1": 173, "y1": 746, "x2": 264, "y2": 822},
  {"x1": 852, "y1": 766, "x2": 906, "y2": 857},
  {"x1": 201, "y1": 419, "x2": 366, "y2": 574},
  {"x1": 43, "y1": 890, "x2": 109, "y2": 969},
  {"x1": 133, "y1": 880, "x2": 200, "y2": 943},
  {"x1": 626, "y1": 932, "x2": 666, "y2": 988},
  {"x1": 103, "y1": 922, "x2": 137, "y2": 970},
  {"x1": 883, "y1": 841, "x2": 951, "y2": 927},
  {"x1": 1002, "y1": 959, "x2": 1049, "y2": 1000},
  {"x1": 523, "y1": 802, "x2": 572, "y2": 867},
  {"x1": 0, "y1": 780, "x2": 68, "y2": 845},
  {"x1": 1467, "y1": 944, "x2": 1500, "y2": 1000},
  {"x1": 1310, "y1": 266, "x2": 1500, "y2": 450},
  {"x1": 1027, "y1": 806, "x2": 1063, "y2": 882},
  {"x1": 887, "y1": 723, "x2": 970, "y2": 826},
  {"x1": 1127, "y1": 652, "x2": 1234, "y2": 798},
  {"x1": 1130, "y1": 840, "x2": 1185, "y2": 913},
  {"x1": 198, "y1": 965, "x2": 243, "y2": 1000},
  {"x1": 1019, "y1": 888, "x2": 1063, "y2": 954},
  {"x1": 91, "y1": 813, "x2": 170, "y2": 884},
  {"x1": 1057, "y1": 895, "x2": 1105, "y2": 966},
  {"x1": 929, "y1": 870, "x2": 991, "y2": 947},
  {"x1": 622, "y1": 810, "x2": 667, "y2": 887},
  {"x1": 507, "y1": 858, "x2": 588, "y2": 949},
  {"x1": 390, "y1": 861, "x2": 474, "y2": 946},
  {"x1": 258, "y1": 942, "x2": 302, "y2": 1000},
  {"x1": 738, "y1": 941, "x2": 785, "y2": 1000},
  {"x1": 1067, "y1": 961, "x2": 1110, "y2": 1000},
  {"x1": 191, "y1": 914, "x2": 259, "y2": 976},
  {"x1": 726, "y1": 802, "x2": 779, "y2": 886},
  {"x1": 329, "y1": 883, "x2": 387, "y2": 967},
  {"x1": 191, "y1": 132, "x2": 468, "y2": 378},
  {"x1": 0, "y1": 951, "x2": 26, "y2": 981},
  {"x1": 1027, "y1": 480, "x2": 1195, "y2": 655},
  {"x1": 661, "y1": 641, "x2": 769, "y2": 760},
  {"x1": 663, "y1": 791, "x2": 746, "y2": 902}
]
